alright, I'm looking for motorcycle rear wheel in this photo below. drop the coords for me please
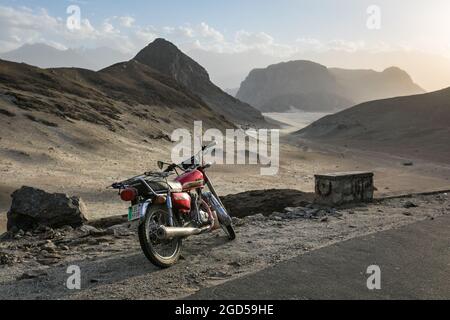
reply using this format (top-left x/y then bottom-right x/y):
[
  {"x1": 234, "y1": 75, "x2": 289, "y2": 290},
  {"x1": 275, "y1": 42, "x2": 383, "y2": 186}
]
[{"x1": 138, "y1": 205, "x2": 182, "y2": 268}]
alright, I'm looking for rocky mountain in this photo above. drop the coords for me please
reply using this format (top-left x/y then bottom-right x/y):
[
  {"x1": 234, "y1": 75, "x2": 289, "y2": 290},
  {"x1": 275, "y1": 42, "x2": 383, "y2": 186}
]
[
  {"x1": 0, "y1": 56, "x2": 235, "y2": 156},
  {"x1": 329, "y1": 67, "x2": 424, "y2": 103},
  {"x1": 1, "y1": 43, "x2": 131, "y2": 71},
  {"x1": 295, "y1": 88, "x2": 450, "y2": 162},
  {"x1": 133, "y1": 38, "x2": 267, "y2": 126},
  {"x1": 236, "y1": 60, "x2": 424, "y2": 113}
]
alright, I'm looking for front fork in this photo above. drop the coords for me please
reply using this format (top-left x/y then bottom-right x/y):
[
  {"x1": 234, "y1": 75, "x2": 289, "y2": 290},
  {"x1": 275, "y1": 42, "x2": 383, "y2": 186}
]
[{"x1": 205, "y1": 173, "x2": 225, "y2": 208}]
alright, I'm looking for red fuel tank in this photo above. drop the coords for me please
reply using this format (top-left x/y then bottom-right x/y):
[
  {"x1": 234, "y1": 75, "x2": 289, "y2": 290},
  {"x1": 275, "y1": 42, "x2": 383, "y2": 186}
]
[{"x1": 175, "y1": 169, "x2": 205, "y2": 191}]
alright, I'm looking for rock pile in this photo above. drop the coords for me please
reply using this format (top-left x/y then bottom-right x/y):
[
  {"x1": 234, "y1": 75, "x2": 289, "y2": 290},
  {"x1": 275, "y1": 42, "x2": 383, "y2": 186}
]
[
  {"x1": 0, "y1": 220, "x2": 136, "y2": 267},
  {"x1": 271, "y1": 206, "x2": 341, "y2": 220}
]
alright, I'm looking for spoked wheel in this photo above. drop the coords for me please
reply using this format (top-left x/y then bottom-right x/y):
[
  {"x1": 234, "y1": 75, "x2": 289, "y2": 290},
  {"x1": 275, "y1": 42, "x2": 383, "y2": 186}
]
[{"x1": 138, "y1": 205, "x2": 182, "y2": 268}]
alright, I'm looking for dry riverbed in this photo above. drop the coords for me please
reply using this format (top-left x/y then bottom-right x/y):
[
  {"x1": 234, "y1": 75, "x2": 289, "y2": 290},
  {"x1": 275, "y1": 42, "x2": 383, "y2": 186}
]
[{"x1": 0, "y1": 192, "x2": 448, "y2": 300}]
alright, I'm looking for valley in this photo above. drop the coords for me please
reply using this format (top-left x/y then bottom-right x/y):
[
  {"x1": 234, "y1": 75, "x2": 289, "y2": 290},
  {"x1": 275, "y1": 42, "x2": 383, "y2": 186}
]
[{"x1": 1, "y1": 37, "x2": 450, "y2": 301}]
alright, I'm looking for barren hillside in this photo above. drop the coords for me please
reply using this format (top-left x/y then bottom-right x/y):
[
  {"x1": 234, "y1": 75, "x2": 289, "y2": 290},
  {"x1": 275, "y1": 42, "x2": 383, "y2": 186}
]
[{"x1": 295, "y1": 88, "x2": 450, "y2": 163}]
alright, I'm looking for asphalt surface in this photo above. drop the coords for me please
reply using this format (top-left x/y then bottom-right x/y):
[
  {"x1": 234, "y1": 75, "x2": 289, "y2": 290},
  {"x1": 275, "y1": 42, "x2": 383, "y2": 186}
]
[{"x1": 188, "y1": 215, "x2": 450, "y2": 300}]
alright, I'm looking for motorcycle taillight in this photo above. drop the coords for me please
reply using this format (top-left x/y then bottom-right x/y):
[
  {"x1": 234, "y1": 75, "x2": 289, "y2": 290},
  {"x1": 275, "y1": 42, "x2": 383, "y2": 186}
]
[{"x1": 120, "y1": 188, "x2": 137, "y2": 202}]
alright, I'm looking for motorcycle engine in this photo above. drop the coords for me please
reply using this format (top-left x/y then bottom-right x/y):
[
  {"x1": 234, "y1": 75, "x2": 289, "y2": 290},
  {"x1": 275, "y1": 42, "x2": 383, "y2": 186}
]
[
  {"x1": 198, "y1": 210, "x2": 209, "y2": 225},
  {"x1": 190, "y1": 193, "x2": 210, "y2": 227}
]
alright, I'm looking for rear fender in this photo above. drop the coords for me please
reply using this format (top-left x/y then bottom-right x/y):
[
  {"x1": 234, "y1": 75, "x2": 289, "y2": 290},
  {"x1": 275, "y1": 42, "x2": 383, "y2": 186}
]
[{"x1": 136, "y1": 200, "x2": 152, "y2": 225}]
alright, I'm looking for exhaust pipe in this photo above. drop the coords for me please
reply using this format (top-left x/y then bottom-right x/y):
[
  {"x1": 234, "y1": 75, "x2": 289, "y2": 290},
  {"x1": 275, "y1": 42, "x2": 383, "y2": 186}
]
[{"x1": 156, "y1": 226, "x2": 204, "y2": 240}]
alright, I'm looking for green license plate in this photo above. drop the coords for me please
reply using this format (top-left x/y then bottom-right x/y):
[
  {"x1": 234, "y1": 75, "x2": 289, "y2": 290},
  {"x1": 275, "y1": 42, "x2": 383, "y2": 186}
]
[{"x1": 128, "y1": 205, "x2": 140, "y2": 221}]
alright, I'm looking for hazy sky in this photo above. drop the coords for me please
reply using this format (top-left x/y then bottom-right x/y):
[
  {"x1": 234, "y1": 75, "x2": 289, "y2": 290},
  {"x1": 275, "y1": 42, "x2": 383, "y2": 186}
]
[
  {"x1": 1, "y1": 0, "x2": 450, "y2": 90},
  {"x1": 2, "y1": 0, "x2": 450, "y2": 55}
]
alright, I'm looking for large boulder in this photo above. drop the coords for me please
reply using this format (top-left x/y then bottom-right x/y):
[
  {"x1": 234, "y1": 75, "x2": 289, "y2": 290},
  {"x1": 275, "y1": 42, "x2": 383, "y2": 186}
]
[{"x1": 7, "y1": 186, "x2": 89, "y2": 231}]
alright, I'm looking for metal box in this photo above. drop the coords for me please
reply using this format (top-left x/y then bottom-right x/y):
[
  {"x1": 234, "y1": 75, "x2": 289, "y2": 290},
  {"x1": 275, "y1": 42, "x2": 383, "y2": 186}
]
[{"x1": 315, "y1": 171, "x2": 374, "y2": 205}]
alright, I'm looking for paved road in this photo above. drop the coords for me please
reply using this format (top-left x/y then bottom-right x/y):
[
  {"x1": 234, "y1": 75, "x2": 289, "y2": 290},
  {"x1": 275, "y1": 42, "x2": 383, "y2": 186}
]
[{"x1": 189, "y1": 215, "x2": 450, "y2": 300}]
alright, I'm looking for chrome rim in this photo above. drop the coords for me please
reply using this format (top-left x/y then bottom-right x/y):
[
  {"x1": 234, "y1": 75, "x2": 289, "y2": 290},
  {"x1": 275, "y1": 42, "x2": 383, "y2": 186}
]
[{"x1": 146, "y1": 209, "x2": 179, "y2": 260}]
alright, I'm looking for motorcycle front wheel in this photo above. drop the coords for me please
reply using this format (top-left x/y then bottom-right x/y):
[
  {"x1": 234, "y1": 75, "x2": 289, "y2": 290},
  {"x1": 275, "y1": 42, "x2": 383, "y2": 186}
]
[
  {"x1": 138, "y1": 205, "x2": 182, "y2": 268},
  {"x1": 222, "y1": 224, "x2": 236, "y2": 241}
]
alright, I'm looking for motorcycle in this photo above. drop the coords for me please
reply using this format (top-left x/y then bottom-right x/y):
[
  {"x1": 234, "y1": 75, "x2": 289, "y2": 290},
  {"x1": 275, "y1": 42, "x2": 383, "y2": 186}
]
[{"x1": 110, "y1": 142, "x2": 236, "y2": 268}]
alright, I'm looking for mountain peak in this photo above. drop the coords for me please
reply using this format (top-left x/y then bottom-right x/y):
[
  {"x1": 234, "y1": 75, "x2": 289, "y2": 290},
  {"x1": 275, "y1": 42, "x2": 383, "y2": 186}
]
[
  {"x1": 133, "y1": 38, "x2": 210, "y2": 86},
  {"x1": 133, "y1": 38, "x2": 267, "y2": 125},
  {"x1": 138, "y1": 38, "x2": 180, "y2": 55}
]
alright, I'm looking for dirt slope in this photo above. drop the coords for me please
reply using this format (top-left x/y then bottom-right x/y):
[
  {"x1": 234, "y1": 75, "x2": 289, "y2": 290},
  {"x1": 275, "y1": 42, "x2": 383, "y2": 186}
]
[{"x1": 295, "y1": 88, "x2": 450, "y2": 163}]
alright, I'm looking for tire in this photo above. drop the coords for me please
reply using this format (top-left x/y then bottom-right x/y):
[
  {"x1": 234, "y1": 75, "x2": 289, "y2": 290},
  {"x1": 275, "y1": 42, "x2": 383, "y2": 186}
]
[
  {"x1": 223, "y1": 225, "x2": 236, "y2": 241},
  {"x1": 138, "y1": 205, "x2": 182, "y2": 268}
]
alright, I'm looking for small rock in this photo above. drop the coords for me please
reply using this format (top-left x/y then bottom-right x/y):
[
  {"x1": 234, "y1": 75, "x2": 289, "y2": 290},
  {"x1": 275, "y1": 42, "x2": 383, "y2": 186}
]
[
  {"x1": 403, "y1": 201, "x2": 418, "y2": 209},
  {"x1": 106, "y1": 224, "x2": 133, "y2": 237},
  {"x1": 246, "y1": 213, "x2": 266, "y2": 221},
  {"x1": 60, "y1": 225, "x2": 74, "y2": 232},
  {"x1": 231, "y1": 217, "x2": 244, "y2": 226},
  {"x1": 16, "y1": 270, "x2": 48, "y2": 280},
  {"x1": 87, "y1": 238, "x2": 99, "y2": 246},
  {"x1": 348, "y1": 225, "x2": 357, "y2": 228},
  {"x1": 314, "y1": 210, "x2": 327, "y2": 218},
  {"x1": 228, "y1": 261, "x2": 242, "y2": 268},
  {"x1": 0, "y1": 251, "x2": 19, "y2": 265},
  {"x1": 402, "y1": 212, "x2": 413, "y2": 216},
  {"x1": 321, "y1": 217, "x2": 329, "y2": 223},
  {"x1": 208, "y1": 270, "x2": 230, "y2": 279},
  {"x1": 40, "y1": 252, "x2": 62, "y2": 259},
  {"x1": 305, "y1": 208, "x2": 319, "y2": 216},
  {"x1": 402, "y1": 161, "x2": 414, "y2": 166},
  {"x1": 42, "y1": 241, "x2": 57, "y2": 252},
  {"x1": 0, "y1": 232, "x2": 12, "y2": 240},
  {"x1": 37, "y1": 258, "x2": 60, "y2": 265},
  {"x1": 80, "y1": 225, "x2": 100, "y2": 234}
]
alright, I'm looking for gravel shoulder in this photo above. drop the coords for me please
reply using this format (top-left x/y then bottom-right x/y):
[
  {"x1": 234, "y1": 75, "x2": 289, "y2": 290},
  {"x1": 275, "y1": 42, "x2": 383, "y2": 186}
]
[{"x1": 0, "y1": 192, "x2": 448, "y2": 300}]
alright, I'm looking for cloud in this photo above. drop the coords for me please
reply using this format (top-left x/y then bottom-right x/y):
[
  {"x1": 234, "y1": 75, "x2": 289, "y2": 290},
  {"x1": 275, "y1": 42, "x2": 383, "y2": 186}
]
[
  {"x1": 0, "y1": 4, "x2": 395, "y2": 57},
  {"x1": 0, "y1": 5, "x2": 61, "y2": 51},
  {"x1": 199, "y1": 22, "x2": 224, "y2": 42},
  {"x1": 118, "y1": 16, "x2": 135, "y2": 28},
  {"x1": 235, "y1": 30, "x2": 273, "y2": 47}
]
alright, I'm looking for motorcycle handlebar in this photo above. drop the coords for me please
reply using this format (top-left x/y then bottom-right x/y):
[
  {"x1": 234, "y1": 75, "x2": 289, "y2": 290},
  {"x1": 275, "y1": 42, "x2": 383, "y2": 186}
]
[{"x1": 165, "y1": 142, "x2": 217, "y2": 173}]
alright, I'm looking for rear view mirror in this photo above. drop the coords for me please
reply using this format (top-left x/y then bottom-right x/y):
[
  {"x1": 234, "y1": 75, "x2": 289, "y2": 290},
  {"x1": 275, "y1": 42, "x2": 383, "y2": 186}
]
[{"x1": 157, "y1": 161, "x2": 164, "y2": 170}]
